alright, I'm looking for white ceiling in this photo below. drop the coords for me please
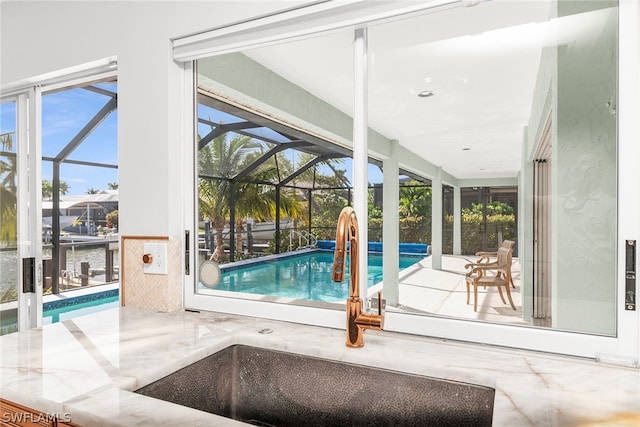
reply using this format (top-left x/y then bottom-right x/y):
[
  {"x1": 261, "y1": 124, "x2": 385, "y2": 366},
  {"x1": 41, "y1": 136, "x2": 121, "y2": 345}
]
[{"x1": 243, "y1": 0, "x2": 555, "y2": 181}]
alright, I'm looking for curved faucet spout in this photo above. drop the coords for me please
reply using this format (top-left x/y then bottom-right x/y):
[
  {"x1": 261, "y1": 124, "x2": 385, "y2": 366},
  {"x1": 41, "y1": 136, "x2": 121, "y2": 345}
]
[
  {"x1": 331, "y1": 206, "x2": 360, "y2": 299},
  {"x1": 331, "y1": 206, "x2": 383, "y2": 348}
]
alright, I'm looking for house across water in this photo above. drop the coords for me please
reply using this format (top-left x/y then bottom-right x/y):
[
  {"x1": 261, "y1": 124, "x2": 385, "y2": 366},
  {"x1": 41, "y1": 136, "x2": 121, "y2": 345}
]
[{"x1": 42, "y1": 190, "x2": 118, "y2": 236}]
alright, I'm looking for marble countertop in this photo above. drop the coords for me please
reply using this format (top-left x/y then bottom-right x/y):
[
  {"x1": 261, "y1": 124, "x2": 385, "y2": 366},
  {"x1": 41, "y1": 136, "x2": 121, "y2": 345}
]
[{"x1": 1, "y1": 307, "x2": 639, "y2": 426}]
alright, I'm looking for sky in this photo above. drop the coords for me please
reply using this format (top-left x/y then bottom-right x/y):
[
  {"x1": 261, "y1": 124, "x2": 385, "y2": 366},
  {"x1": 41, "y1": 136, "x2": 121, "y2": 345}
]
[
  {"x1": 0, "y1": 104, "x2": 17, "y2": 147},
  {"x1": 41, "y1": 84, "x2": 118, "y2": 195},
  {"x1": 1, "y1": 84, "x2": 387, "y2": 198},
  {"x1": 197, "y1": 103, "x2": 385, "y2": 186},
  {"x1": 0, "y1": 83, "x2": 119, "y2": 196}
]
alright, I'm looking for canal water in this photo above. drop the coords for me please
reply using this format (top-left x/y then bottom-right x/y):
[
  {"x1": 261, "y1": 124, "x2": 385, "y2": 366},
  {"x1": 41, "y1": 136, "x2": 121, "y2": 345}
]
[{"x1": 0, "y1": 246, "x2": 119, "y2": 299}]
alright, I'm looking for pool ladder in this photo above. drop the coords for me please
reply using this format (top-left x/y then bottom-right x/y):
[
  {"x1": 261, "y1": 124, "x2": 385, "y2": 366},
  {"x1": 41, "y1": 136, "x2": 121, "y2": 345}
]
[{"x1": 289, "y1": 229, "x2": 317, "y2": 251}]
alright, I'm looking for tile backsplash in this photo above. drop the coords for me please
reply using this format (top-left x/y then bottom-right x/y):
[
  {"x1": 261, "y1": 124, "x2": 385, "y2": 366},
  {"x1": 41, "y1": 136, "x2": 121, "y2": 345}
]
[{"x1": 121, "y1": 236, "x2": 182, "y2": 312}]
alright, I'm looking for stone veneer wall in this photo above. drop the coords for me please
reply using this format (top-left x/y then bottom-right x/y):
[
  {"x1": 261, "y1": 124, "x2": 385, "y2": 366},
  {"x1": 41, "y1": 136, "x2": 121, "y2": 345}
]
[{"x1": 121, "y1": 236, "x2": 182, "y2": 312}]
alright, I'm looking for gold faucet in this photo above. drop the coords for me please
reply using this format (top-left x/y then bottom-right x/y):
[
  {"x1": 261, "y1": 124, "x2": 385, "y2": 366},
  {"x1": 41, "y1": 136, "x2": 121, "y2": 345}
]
[{"x1": 331, "y1": 206, "x2": 384, "y2": 348}]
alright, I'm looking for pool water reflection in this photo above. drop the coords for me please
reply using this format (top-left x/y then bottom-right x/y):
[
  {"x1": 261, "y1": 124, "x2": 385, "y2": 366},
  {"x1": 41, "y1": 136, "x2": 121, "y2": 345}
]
[{"x1": 201, "y1": 251, "x2": 424, "y2": 303}]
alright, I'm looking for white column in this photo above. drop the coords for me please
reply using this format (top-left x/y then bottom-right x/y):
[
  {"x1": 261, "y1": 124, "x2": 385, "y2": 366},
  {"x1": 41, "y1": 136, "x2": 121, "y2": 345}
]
[
  {"x1": 431, "y1": 168, "x2": 443, "y2": 270},
  {"x1": 453, "y1": 185, "x2": 462, "y2": 255},
  {"x1": 383, "y1": 141, "x2": 400, "y2": 305},
  {"x1": 353, "y1": 28, "x2": 369, "y2": 300}
]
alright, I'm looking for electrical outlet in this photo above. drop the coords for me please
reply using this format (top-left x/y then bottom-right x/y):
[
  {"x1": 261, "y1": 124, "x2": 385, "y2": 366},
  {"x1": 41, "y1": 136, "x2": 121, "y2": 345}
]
[{"x1": 143, "y1": 242, "x2": 168, "y2": 275}]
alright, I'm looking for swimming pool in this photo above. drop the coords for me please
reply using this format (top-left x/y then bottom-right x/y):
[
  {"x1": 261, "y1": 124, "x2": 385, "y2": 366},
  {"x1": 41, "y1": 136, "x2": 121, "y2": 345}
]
[
  {"x1": 43, "y1": 289, "x2": 119, "y2": 324},
  {"x1": 205, "y1": 250, "x2": 424, "y2": 303}
]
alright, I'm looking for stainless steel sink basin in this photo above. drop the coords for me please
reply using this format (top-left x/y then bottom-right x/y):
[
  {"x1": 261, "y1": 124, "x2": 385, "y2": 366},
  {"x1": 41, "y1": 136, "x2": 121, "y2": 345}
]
[{"x1": 135, "y1": 344, "x2": 494, "y2": 426}]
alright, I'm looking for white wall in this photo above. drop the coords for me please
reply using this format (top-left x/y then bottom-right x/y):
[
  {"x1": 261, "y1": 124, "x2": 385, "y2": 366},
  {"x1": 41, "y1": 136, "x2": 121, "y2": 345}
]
[
  {"x1": 1, "y1": 0, "x2": 310, "y2": 239},
  {"x1": 523, "y1": 3, "x2": 618, "y2": 334},
  {"x1": 555, "y1": 6, "x2": 618, "y2": 334}
]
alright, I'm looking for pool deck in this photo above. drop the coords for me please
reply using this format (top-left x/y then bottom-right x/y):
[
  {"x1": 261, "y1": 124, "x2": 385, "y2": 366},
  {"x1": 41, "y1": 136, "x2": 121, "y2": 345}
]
[
  {"x1": 231, "y1": 250, "x2": 526, "y2": 326},
  {"x1": 43, "y1": 254, "x2": 524, "y2": 327},
  {"x1": 390, "y1": 254, "x2": 526, "y2": 326}
]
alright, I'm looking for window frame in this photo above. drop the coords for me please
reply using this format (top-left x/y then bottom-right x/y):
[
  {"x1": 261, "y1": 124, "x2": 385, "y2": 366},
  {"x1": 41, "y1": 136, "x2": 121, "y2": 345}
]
[{"x1": 179, "y1": 0, "x2": 639, "y2": 362}]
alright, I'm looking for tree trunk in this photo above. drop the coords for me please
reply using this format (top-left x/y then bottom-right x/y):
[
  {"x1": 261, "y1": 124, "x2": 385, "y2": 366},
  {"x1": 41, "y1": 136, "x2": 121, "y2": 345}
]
[
  {"x1": 211, "y1": 218, "x2": 225, "y2": 261},
  {"x1": 236, "y1": 220, "x2": 244, "y2": 256}
]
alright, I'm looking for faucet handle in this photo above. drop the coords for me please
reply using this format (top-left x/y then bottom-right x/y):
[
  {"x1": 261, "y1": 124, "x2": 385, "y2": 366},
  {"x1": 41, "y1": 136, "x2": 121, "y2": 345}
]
[{"x1": 369, "y1": 292, "x2": 386, "y2": 314}]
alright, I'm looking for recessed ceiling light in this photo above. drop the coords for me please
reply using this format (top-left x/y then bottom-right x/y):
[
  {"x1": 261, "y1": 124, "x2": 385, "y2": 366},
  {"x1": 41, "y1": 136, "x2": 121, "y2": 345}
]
[{"x1": 418, "y1": 90, "x2": 434, "y2": 98}]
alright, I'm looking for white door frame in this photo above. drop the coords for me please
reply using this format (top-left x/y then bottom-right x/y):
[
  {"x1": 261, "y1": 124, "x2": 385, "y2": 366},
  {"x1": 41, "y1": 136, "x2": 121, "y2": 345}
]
[{"x1": 16, "y1": 88, "x2": 43, "y2": 331}]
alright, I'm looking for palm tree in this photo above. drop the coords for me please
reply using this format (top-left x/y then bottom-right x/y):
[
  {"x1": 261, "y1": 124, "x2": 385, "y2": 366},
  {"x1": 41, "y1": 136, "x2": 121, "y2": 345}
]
[
  {"x1": 199, "y1": 128, "x2": 321, "y2": 258},
  {"x1": 232, "y1": 158, "x2": 306, "y2": 254},
  {"x1": 42, "y1": 180, "x2": 52, "y2": 200},
  {"x1": 232, "y1": 181, "x2": 272, "y2": 254},
  {"x1": 108, "y1": 182, "x2": 118, "y2": 190},
  {"x1": 199, "y1": 176, "x2": 229, "y2": 260},
  {"x1": 86, "y1": 187, "x2": 99, "y2": 195},
  {"x1": 42, "y1": 180, "x2": 70, "y2": 200},
  {"x1": 198, "y1": 118, "x2": 354, "y2": 258},
  {"x1": 198, "y1": 130, "x2": 262, "y2": 260},
  {"x1": 59, "y1": 181, "x2": 70, "y2": 195}
]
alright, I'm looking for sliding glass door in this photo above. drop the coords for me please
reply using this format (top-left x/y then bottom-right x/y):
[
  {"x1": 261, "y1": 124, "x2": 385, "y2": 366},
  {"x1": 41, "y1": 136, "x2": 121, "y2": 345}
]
[{"x1": 1, "y1": 71, "x2": 118, "y2": 334}]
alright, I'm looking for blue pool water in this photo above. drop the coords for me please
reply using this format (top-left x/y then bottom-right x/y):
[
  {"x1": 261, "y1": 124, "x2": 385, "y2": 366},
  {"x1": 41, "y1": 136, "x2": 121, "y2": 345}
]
[
  {"x1": 1, "y1": 289, "x2": 119, "y2": 333},
  {"x1": 43, "y1": 289, "x2": 119, "y2": 324},
  {"x1": 209, "y1": 250, "x2": 424, "y2": 303}
]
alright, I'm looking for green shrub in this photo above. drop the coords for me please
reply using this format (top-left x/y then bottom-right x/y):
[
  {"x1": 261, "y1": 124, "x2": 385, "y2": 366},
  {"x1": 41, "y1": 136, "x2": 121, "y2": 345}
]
[{"x1": 444, "y1": 213, "x2": 515, "y2": 255}]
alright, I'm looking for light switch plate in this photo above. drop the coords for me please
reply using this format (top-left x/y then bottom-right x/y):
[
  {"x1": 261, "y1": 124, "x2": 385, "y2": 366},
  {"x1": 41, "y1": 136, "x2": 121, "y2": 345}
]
[{"x1": 143, "y1": 242, "x2": 168, "y2": 275}]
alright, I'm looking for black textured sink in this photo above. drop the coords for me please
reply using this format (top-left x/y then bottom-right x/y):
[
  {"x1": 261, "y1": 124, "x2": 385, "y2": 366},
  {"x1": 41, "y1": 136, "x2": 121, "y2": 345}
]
[{"x1": 135, "y1": 344, "x2": 494, "y2": 426}]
